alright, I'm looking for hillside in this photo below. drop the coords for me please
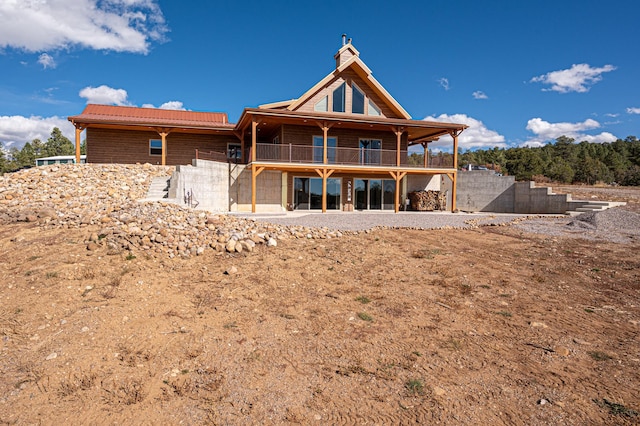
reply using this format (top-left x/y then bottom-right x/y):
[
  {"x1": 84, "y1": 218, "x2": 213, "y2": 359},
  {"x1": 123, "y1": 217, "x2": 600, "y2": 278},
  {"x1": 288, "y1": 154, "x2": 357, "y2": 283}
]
[{"x1": 1, "y1": 164, "x2": 639, "y2": 424}]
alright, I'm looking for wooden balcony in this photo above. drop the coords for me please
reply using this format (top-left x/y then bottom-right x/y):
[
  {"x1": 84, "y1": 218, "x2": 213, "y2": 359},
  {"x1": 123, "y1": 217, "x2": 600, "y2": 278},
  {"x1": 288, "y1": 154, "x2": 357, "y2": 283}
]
[{"x1": 253, "y1": 143, "x2": 453, "y2": 169}]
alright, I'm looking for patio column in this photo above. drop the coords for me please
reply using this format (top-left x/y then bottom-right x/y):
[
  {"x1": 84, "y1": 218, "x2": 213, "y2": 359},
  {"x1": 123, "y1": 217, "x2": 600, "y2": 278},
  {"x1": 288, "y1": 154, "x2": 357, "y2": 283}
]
[
  {"x1": 393, "y1": 127, "x2": 404, "y2": 166},
  {"x1": 250, "y1": 119, "x2": 259, "y2": 212},
  {"x1": 74, "y1": 125, "x2": 84, "y2": 164},
  {"x1": 421, "y1": 142, "x2": 429, "y2": 168},
  {"x1": 390, "y1": 171, "x2": 407, "y2": 213},
  {"x1": 315, "y1": 168, "x2": 334, "y2": 213},
  {"x1": 450, "y1": 131, "x2": 460, "y2": 212},
  {"x1": 156, "y1": 129, "x2": 170, "y2": 166},
  {"x1": 251, "y1": 118, "x2": 258, "y2": 162},
  {"x1": 252, "y1": 166, "x2": 265, "y2": 213},
  {"x1": 323, "y1": 125, "x2": 329, "y2": 164}
]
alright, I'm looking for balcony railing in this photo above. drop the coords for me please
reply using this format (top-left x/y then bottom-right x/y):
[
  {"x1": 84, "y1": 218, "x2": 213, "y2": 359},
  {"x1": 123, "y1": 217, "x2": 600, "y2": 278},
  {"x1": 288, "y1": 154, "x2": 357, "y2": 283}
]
[{"x1": 254, "y1": 143, "x2": 453, "y2": 168}]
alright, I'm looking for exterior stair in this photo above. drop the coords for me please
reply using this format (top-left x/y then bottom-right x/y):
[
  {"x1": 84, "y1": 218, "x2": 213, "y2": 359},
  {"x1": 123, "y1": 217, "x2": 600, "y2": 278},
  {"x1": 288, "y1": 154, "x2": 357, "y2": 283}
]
[
  {"x1": 565, "y1": 201, "x2": 627, "y2": 216},
  {"x1": 143, "y1": 176, "x2": 171, "y2": 200}
]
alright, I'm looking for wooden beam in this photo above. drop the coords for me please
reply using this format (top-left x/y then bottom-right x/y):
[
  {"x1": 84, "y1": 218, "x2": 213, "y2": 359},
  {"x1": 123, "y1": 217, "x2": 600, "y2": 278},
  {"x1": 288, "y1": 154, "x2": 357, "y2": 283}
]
[
  {"x1": 389, "y1": 171, "x2": 407, "y2": 213},
  {"x1": 422, "y1": 142, "x2": 430, "y2": 168},
  {"x1": 251, "y1": 118, "x2": 258, "y2": 163},
  {"x1": 74, "y1": 126, "x2": 84, "y2": 164},
  {"x1": 393, "y1": 127, "x2": 404, "y2": 167},
  {"x1": 251, "y1": 166, "x2": 264, "y2": 213},
  {"x1": 159, "y1": 131, "x2": 169, "y2": 166},
  {"x1": 450, "y1": 131, "x2": 459, "y2": 212}
]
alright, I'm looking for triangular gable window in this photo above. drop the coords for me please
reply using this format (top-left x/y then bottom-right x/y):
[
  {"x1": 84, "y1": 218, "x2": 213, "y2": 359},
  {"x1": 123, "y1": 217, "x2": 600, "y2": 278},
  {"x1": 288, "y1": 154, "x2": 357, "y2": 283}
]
[
  {"x1": 368, "y1": 99, "x2": 381, "y2": 116},
  {"x1": 314, "y1": 96, "x2": 328, "y2": 112},
  {"x1": 352, "y1": 84, "x2": 365, "y2": 114},
  {"x1": 333, "y1": 83, "x2": 345, "y2": 113}
]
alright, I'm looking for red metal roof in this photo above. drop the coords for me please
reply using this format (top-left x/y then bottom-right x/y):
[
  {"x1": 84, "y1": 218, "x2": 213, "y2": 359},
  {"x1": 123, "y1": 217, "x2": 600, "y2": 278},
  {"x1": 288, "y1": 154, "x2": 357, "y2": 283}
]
[{"x1": 68, "y1": 104, "x2": 234, "y2": 129}]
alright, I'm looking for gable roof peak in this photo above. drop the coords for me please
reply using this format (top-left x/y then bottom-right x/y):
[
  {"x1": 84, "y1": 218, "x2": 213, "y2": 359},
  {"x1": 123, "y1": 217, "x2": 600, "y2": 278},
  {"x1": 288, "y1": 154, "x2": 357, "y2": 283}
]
[{"x1": 334, "y1": 35, "x2": 360, "y2": 69}]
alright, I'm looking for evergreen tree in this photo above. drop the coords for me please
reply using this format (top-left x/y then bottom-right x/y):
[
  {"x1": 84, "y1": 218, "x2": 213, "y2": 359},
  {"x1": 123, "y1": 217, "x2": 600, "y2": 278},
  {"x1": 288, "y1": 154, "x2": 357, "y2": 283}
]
[{"x1": 44, "y1": 127, "x2": 74, "y2": 156}]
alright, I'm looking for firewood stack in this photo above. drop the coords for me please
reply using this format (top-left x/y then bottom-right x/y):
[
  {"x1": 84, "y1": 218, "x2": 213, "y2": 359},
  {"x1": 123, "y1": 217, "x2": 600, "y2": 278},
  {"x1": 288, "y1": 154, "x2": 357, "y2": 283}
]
[{"x1": 408, "y1": 190, "x2": 446, "y2": 211}]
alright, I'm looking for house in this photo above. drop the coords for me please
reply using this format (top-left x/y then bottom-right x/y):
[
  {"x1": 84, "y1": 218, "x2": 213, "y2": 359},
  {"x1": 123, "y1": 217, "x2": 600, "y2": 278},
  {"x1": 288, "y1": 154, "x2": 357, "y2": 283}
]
[
  {"x1": 69, "y1": 38, "x2": 467, "y2": 213},
  {"x1": 36, "y1": 155, "x2": 86, "y2": 166}
]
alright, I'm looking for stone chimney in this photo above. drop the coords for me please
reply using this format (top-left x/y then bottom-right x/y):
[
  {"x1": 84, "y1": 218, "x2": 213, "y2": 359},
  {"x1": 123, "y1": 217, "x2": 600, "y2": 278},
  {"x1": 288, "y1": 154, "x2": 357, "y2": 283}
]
[{"x1": 334, "y1": 34, "x2": 360, "y2": 69}]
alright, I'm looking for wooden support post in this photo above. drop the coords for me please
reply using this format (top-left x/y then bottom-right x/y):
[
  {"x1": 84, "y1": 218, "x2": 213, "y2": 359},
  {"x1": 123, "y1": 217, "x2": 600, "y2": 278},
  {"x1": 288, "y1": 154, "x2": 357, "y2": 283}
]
[
  {"x1": 315, "y1": 168, "x2": 334, "y2": 213},
  {"x1": 394, "y1": 128, "x2": 403, "y2": 166},
  {"x1": 323, "y1": 125, "x2": 328, "y2": 165},
  {"x1": 451, "y1": 132, "x2": 459, "y2": 212},
  {"x1": 160, "y1": 131, "x2": 168, "y2": 166},
  {"x1": 390, "y1": 171, "x2": 407, "y2": 213},
  {"x1": 251, "y1": 119, "x2": 258, "y2": 163},
  {"x1": 422, "y1": 142, "x2": 429, "y2": 168},
  {"x1": 74, "y1": 126, "x2": 83, "y2": 164},
  {"x1": 251, "y1": 165, "x2": 265, "y2": 213}
]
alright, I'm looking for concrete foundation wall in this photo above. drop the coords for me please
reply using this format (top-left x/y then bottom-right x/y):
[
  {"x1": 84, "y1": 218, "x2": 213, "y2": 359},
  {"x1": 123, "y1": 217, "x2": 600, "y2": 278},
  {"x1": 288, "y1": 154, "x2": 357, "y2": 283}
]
[
  {"x1": 229, "y1": 165, "x2": 285, "y2": 213},
  {"x1": 456, "y1": 171, "x2": 592, "y2": 214},
  {"x1": 513, "y1": 182, "x2": 589, "y2": 214},
  {"x1": 168, "y1": 159, "x2": 229, "y2": 211},
  {"x1": 406, "y1": 175, "x2": 440, "y2": 192},
  {"x1": 457, "y1": 171, "x2": 515, "y2": 212}
]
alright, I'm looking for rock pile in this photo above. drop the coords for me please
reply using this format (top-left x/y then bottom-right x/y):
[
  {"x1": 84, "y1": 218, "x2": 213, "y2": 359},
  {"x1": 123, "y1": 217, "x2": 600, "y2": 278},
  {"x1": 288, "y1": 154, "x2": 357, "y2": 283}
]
[{"x1": 0, "y1": 164, "x2": 343, "y2": 258}]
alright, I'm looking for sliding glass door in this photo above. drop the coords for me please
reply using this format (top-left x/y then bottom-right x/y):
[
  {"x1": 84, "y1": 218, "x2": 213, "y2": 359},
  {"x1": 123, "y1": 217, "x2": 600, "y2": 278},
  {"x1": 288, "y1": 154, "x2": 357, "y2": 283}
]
[
  {"x1": 294, "y1": 177, "x2": 341, "y2": 210},
  {"x1": 354, "y1": 178, "x2": 395, "y2": 210}
]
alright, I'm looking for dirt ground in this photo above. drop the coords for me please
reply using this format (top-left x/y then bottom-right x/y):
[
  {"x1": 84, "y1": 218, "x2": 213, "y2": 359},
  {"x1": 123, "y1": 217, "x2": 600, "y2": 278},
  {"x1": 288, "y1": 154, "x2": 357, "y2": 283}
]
[{"x1": 1, "y1": 187, "x2": 639, "y2": 425}]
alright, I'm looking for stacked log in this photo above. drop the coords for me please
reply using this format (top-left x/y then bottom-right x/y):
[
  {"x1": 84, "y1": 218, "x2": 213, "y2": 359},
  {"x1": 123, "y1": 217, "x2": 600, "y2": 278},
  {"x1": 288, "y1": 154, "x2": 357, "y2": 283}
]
[{"x1": 408, "y1": 190, "x2": 446, "y2": 211}]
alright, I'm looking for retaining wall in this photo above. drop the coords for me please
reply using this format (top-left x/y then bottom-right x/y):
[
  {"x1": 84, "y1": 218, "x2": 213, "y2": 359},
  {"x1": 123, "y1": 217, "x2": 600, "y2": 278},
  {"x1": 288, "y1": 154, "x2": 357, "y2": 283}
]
[{"x1": 456, "y1": 171, "x2": 590, "y2": 214}]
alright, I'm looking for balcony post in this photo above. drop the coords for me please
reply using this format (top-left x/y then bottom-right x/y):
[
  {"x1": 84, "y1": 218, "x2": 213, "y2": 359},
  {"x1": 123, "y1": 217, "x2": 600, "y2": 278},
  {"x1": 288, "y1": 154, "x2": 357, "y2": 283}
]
[
  {"x1": 323, "y1": 126, "x2": 328, "y2": 165},
  {"x1": 251, "y1": 118, "x2": 258, "y2": 163},
  {"x1": 394, "y1": 128, "x2": 404, "y2": 166},
  {"x1": 157, "y1": 129, "x2": 170, "y2": 166},
  {"x1": 74, "y1": 125, "x2": 84, "y2": 164},
  {"x1": 450, "y1": 131, "x2": 460, "y2": 212},
  {"x1": 422, "y1": 142, "x2": 429, "y2": 168}
]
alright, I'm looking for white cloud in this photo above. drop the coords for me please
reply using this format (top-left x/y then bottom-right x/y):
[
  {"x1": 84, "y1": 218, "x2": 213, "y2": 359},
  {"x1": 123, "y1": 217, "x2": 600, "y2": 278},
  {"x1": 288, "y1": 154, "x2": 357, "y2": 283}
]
[
  {"x1": 37, "y1": 53, "x2": 56, "y2": 69},
  {"x1": 423, "y1": 114, "x2": 507, "y2": 150},
  {"x1": 627, "y1": 107, "x2": 640, "y2": 114},
  {"x1": 472, "y1": 91, "x2": 488, "y2": 99},
  {"x1": 141, "y1": 101, "x2": 187, "y2": 110},
  {"x1": 437, "y1": 78, "x2": 450, "y2": 91},
  {"x1": 0, "y1": 115, "x2": 76, "y2": 149},
  {"x1": 605, "y1": 113, "x2": 619, "y2": 118},
  {"x1": 530, "y1": 63, "x2": 616, "y2": 93},
  {"x1": 524, "y1": 117, "x2": 617, "y2": 146},
  {"x1": 0, "y1": 0, "x2": 168, "y2": 54},
  {"x1": 79, "y1": 85, "x2": 130, "y2": 105}
]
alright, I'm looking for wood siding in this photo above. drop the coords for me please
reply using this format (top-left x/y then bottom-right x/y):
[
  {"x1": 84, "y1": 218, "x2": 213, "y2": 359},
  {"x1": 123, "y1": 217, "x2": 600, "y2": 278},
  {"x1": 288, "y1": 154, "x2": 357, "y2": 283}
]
[
  {"x1": 293, "y1": 69, "x2": 398, "y2": 119},
  {"x1": 86, "y1": 128, "x2": 238, "y2": 165},
  {"x1": 281, "y1": 125, "x2": 408, "y2": 151}
]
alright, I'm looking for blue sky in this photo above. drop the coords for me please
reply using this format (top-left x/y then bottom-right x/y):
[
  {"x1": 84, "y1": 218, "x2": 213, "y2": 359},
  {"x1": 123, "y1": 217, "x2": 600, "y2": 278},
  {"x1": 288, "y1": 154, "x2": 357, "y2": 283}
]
[{"x1": 1, "y1": 0, "x2": 638, "y2": 152}]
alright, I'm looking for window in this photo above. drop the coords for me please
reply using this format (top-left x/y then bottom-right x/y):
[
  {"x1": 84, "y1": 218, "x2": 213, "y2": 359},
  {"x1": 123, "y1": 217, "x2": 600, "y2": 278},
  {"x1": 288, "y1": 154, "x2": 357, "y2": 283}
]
[
  {"x1": 352, "y1": 84, "x2": 365, "y2": 114},
  {"x1": 368, "y1": 99, "x2": 381, "y2": 116},
  {"x1": 314, "y1": 96, "x2": 328, "y2": 112},
  {"x1": 273, "y1": 136, "x2": 280, "y2": 144},
  {"x1": 227, "y1": 143, "x2": 242, "y2": 160},
  {"x1": 332, "y1": 83, "x2": 345, "y2": 112},
  {"x1": 150, "y1": 139, "x2": 162, "y2": 156},
  {"x1": 313, "y1": 136, "x2": 337, "y2": 163}
]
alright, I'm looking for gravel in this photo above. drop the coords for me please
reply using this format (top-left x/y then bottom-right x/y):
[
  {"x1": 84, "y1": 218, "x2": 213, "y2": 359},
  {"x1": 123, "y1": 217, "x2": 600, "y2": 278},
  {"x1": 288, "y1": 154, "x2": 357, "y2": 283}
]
[
  {"x1": 512, "y1": 208, "x2": 640, "y2": 243},
  {"x1": 233, "y1": 212, "x2": 533, "y2": 231}
]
